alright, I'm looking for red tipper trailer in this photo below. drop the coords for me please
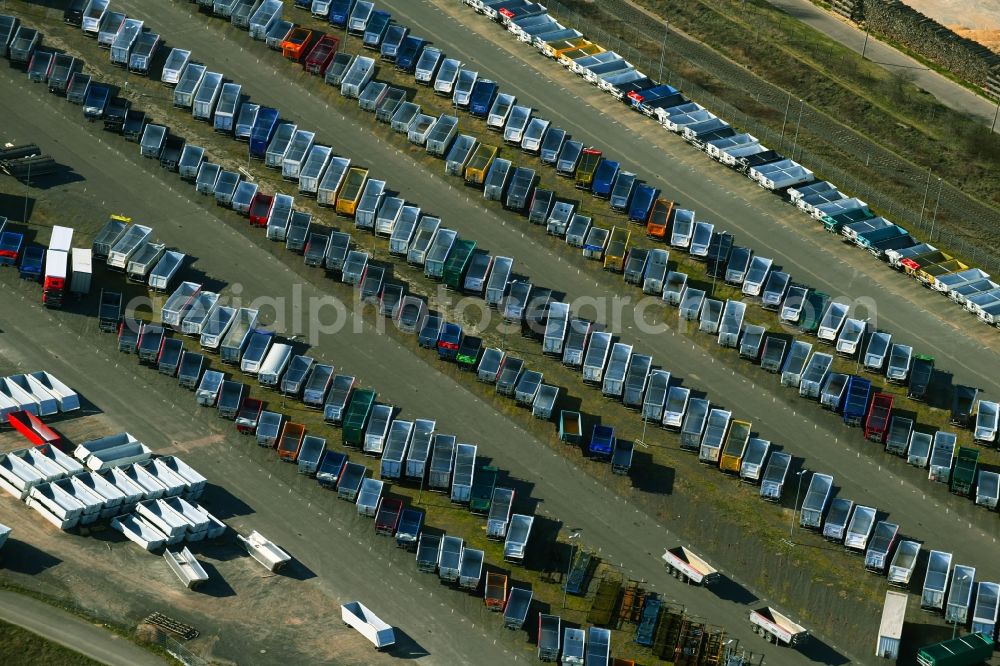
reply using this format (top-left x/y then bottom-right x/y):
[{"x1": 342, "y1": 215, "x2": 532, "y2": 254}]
[
  {"x1": 7, "y1": 410, "x2": 62, "y2": 449},
  {"x1": 277, "y1": 422, "x2": 306, "y2": 461},
  {"x1": 304, "y1": 34, "x2": 339, "y2": 75},
  {"x1": 864, "y1": 393, "x2": 894, "y2": 443},
  {"x1": 249, "y1": 192, "x2": 274, "y2": 227},
  {"x1": 374, "y1": 497, "x2": 403, "y2": 535},
  {"x1": 235, "y1": 398, "x2": 264, "y2": 435},
  {"x1": 485, "y1": 572, "x2": 508, "y2": 611}
]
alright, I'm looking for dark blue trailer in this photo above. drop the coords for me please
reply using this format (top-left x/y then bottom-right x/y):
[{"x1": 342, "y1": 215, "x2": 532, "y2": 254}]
[
  {"x1": 635, "y1": 595, "x2": 661, "y2": 647},
  {"x1": 469, "y1": 79, "x2": 499, "y2": 118},
  {"x1": 82, "y1": 83, "x2": 111, "y2": 121},
  {"x1": 628, "y1": 83, "x2": 677, "y2": 109},
  {"x1": 362, "y1": 10, "x2": 390, "y2": 49},
  {"x1": 395, "y1": 508, "x2": 423, "y2": 550},
  {"x1": 589, "y1": 424, "x2": 615, "y2": 460},
  {"x1": 328, "y1": 0, "x2": 356, "y2": 28},
  {"x1": 249, "y1": 106, "x2": 280, "y2": 158},
  {"x1": 395, "y1": 36, "x2": 426, "y2": 73},
  {"x1": 316, "y1": 450, "x2": 348, "y2": 488},
  {"x1": 591, "y1": 159, "x2": 620, "y2": 199},
  {"x1": 437, "y1": 322, "x2": 462, "y2": 360},
  {"x1": 842, "y1": 376, "x2": 871, "y2": 426},
  {"x1": 628, "y1": 184, "x2": 657, "y2": 223},
  {"x1": 637, "y1": 91, "x2": 685, "y2": 116},
  {"x1": 19, "y1": 245, "x2": 44, "y2": 280},
  {"x1": 0, "y1": 231, "x2": 25, "y2": 266}
]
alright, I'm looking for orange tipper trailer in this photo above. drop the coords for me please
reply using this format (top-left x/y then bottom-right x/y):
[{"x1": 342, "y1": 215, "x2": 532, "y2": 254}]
[
  {"x1": 647, "y1": 198, "x2": 674, "y2": 239},
  {"x1": 282, "y1": 27, "x2": 313, "y2": 62}
]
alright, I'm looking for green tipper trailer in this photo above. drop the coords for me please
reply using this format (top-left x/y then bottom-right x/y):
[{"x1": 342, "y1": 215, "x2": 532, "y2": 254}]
[
  {"x1": 950, "y1": 447, "x2": 979, "y2": 497},
  {"x1": 443, "y1": 239, "x2": 477, "y2": 290},
  {"x1": 342, "y1": 389, "x2": 377, "y2": 447},
  {"x1": 469, "y1": 465, "x2": 499, "y2": 515},
  {"x1": 822, "y1": 207, "x2": 873, "y2": 233},
  {"x1": 917, "y1": 632, "x2": 994, "y2": 666},
  {"x1": 799, "y1": 291, "x2": 830, "y2": 336},
  {"x1": 575, "y1": 148, "x2": 602, "y2": 190}
]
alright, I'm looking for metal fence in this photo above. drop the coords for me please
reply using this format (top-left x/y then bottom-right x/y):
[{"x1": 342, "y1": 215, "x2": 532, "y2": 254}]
[{"x1": 539, "y1": 0, "x2": 1000, "y2": 273}]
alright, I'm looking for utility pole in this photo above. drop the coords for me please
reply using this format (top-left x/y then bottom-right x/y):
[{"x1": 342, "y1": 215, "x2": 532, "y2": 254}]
[
  {"x1": 918, "y1": 167, "x2": 932, "y2": 225},
  {"x1": 779, "y1": 94, "x2": 791, "y2": 146},
  {"x1": 861, "y1": 23, "x2": 871, "y2": 60}
]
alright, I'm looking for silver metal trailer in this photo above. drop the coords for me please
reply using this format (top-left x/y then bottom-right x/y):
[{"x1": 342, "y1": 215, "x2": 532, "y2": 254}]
[
  {"x1": 248, "y1": 0, "x2": 283, "y2": 41},
  {"x1": 173, "y1": 64, "x2": 207, "y2": 109},
  {"x1": 780, "y1": 340, "x2": 813, "y2": 388},
  {"x1": 928, "y1": 431, "x2": 957, "y2": 483},
  {"x1": 450, "y1": 443, "x2": 477, "y2": 504},
  {"x1": 640, "y1": 370, "x2": 669, "y2": 422},
  {"x1": 582, "y1": 332, "x2": 613, "y2": 385},
  {"x1": 363, "y1": 405, "x2": 393, "y2": 456},
  {"x1": 322, "y1": 375, "x2": 355, "y2": 424},
  {"x1": 434, "y1": 58, "x2": 461, "y2": 95},
  {"x1": 426, "y1": 114, "x2": 459, "y2": 156},
  {"x1": 886, "y1": 540, "x2": 921, "y2": 587},
  {"x1": 423, "y1": 228, "x2": 458, "y2": 279},
  {"x1": 282, "y1": 130, "x2": 316, "y2": 181},
  {"x1": 389, "y1": 206, "x2": 420, "y2": 255},
  {"x1": 345, "y1": 177, "x2": 382, "y2": 229},
  {"x1": 601, "y1": 343, "x2": 633, "y2": 398},
  {"x1": 739, "y1": 438, "x2": 770, "y2": 483},
  {"x1": 265, "y1": 123, "x2": 297, "y2": 169},
  {"x1": 679, "y1": 288, "x2": 706, "y2": 321},
  {"x1": 835, "y1": 318, "x2": 867, "y2": 356},
  {"x1": 298, "y1": 145, "x2": 333, "y2": 198},
  {"x1": 358, "y1": 81, "x2": 388, "y2": 112},
  {"x1": 972, "y1": 581, "x2": 999, "y2": 638},
  {"x1": 799, "y1": 352, "x2": 833, "y2": 399},
  {"x1": 445, "y1": 135, "x2": 478, "y2": 176},
  {"x1": 885, "y1": 416, "x2": 914, "y2": 456},
  {"x1": 699, "y1": 298, "x2": 723, "y2": 334},
  {"x1": 109, "y1": 18, "x2": 143, "y2": 67},
  {"x1": 662, "y1": 384, "x2": 690, "y2": 431},
  {"x1": 717, "y1": 300, "x2": 745, "y2": 347},
  {"x1": 844, "y1": 505, "x2": 877, "y2": 551},
  {"x1": 214, "y1": 171, "x2": 241, "y2": 207},
  {"x1": 324, "y1": 232, "x2": 351, "y2": 274},
  {"x1": 483, "y1": 158, "x2": 516, "y2": 200},
  {"x1": 863, "y1": 331, "x2": 892, "y2": 371},
  {"x1": 428, "y1": 434, "x2": 457, "y2": 491},
  {"x1": 548, "y1": 203, "x2": 578, "y2": 238},
  {"x1": 799, "y1": 473, "x2": 833, "y2": 529},
  {"x1": 885, "y1": 344, "x2": 913, "y2": 384},
  {"x1": 192, "y1": 72, "x2": 223, "y2": 121},
  {"x1": 177, "y1": 145, "x2": 205, "y2": 182},
  {"x1": 907, "y1": 431, "x2": 933, "y2": 468},
  {"x1": 375, "y1": 197, "x2": 405, "y2": 238},
  {"x1": 864, "y1": 521, "x2": 899, "y2": 572},
  {"x1": 976, "y1": 470, "x2": 1000, "y2": 509},
  {"x1": 760, "y1": 451, "x2": 791, "y2": 501},
  {"x1": 698, "y1": 408, "x2": 732, "y2": 464},
  {"x1": 315, "y1": 156, "x2": 351, "y2": 206},
  {"x1": 679, "y1": 398, "x2": 710, "y2": 451},
  {"x1": 822, "y1": 497, "x2": 854, "y2": 542},
  {"x1": 945, "y1": 565, "x2": 976, "y2": 624},
  {"x1": 739, "y1": 325, "x2": 766, "y2": 360},
  {"x1": 341, "y1": 56, "x2": 376, "y2": 98}
]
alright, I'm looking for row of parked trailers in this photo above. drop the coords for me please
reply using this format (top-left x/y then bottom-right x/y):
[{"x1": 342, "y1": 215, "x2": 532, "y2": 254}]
[
  {"x1": 455, "y1": 1, "x2": 998, "y2": 329},
  {"x1": 54, "y1": 0, "x2": 985, "y2": 475},
  {"x1": 33, "y1": 5, "x2": 1000, "y2": 640},
  {"x1": 56, "y1": 6, "x2": 999, "y2": 615},
  {"x1": 168, "y1": 1, "x2": 998, "y2": 449}
]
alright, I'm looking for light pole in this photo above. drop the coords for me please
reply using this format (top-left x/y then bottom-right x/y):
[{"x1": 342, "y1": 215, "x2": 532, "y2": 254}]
[
  {"x1": 860, "y1": 23, "x2": 871, "y2": 60},
  {"x1": 790, "y1": 469, "x2": 807, "y2": 538},
  {"x1": 657, "y1": 21, "x2": 668, "y2": 83},
  {"x1": 791, "y1": 99, "x2": 804, "y2": 160},
  {"x1": 562, "y1": 529, "x2": 582, "y2": 609},
  {"x1": 855, "y1": 318, "x2": 871, "y2": 373},
  {"x1": 929, "y1": 177, "x2": 942, "y2": 241}
]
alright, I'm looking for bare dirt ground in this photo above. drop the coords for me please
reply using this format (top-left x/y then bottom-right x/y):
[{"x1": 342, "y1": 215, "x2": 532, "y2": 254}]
[{"x1": 904, "y1": 0, "x2": 1000, "y2": 51}]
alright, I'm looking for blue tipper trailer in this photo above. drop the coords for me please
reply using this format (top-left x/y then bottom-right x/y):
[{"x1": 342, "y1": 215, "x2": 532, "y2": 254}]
[
  {"x1": 842, "y1": 376, "x2": 872, "y2": 426},
  {"x1": 589, "y1": 424, "x2": 615, "y2": 460},
  {"x1": 19, "y1": 245, "x2": 44, "y2": 280}
]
